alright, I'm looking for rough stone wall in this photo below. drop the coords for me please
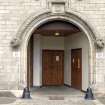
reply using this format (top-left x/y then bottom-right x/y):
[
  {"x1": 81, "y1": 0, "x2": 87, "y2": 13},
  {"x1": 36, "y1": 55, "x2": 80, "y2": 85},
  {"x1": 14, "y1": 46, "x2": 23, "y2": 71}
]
[{"x1": 0, "y1": 0, "x2": 105, "y2": 91}]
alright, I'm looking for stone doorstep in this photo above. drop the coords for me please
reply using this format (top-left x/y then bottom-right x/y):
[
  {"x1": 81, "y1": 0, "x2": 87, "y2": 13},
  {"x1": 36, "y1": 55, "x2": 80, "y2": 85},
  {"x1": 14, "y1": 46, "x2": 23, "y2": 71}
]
[
  {"x1": 0, "y1": 90, "x2": 104, "y2": 105},
  {"x1": 0, "y1": 90, "x2": 23, "y2": 98}
]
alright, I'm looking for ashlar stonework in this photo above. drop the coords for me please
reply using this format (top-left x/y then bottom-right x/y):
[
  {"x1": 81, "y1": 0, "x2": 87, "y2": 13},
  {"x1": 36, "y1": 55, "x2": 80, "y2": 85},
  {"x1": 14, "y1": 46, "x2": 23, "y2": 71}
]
[{"x1": 0, "y1": 0, "x2": 105, "y2": 95}]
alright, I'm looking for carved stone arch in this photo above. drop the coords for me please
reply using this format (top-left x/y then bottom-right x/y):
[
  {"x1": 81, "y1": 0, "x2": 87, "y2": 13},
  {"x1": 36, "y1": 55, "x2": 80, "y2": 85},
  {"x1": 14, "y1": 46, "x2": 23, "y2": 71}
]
[
  {"x1": 14, "y1": 9, "x2": 97, "y2": 89},
  {"x1": 11, "y1": 10, "x2": 97, "y2": 47}
]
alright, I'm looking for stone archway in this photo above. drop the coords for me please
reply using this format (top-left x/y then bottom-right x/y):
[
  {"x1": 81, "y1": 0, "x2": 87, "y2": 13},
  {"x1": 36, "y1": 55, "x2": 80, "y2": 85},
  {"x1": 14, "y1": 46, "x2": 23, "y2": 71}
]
[{"x1": 11, "y1": 10, "x2": 96, "y2": 89}]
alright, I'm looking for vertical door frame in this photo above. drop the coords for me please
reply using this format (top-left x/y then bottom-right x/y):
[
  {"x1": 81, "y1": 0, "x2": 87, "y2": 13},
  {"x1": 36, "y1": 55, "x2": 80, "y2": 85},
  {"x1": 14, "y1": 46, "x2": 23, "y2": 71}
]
[{"x1": 27, "y1": 36, "x2": 33, "y2": 88}]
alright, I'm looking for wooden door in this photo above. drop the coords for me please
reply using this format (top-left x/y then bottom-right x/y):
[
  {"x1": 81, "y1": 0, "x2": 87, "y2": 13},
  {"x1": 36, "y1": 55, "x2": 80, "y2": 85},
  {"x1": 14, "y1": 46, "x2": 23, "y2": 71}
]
[
  {"x1": 27, "y1": 36, "x2": 33, "y2": 88},
  {"x1": 71, "y1": 48, "x2": 82, "y2": 90},
  {"x1": 42, "y1": 50, "x2": 64, "y2": 86}
]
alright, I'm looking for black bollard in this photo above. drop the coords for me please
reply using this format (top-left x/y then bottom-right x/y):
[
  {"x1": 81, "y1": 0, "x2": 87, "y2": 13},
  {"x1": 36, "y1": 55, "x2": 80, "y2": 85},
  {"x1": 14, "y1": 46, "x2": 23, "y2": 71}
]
[
  {"x1": 22, "y1": 87, "x2": 31, "y2": 99},
  {"x1": 85, "y1": 87, "x2": 94, "y2": 100}
]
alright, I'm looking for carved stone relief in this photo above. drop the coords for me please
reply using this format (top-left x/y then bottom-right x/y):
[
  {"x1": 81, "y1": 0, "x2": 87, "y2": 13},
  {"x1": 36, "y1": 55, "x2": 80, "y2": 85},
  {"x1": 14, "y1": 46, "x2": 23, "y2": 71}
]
[
  {"x1": 95, "y1": 38, "x2": 105, "y2": 49},
  {"x1": 11, "y1": 37, "x2": 21, "y2": 47}
]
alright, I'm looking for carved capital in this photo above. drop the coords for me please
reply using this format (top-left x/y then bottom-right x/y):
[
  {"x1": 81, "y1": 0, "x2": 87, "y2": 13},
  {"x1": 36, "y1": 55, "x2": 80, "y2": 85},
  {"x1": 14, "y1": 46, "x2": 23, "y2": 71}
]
[
  {"x1": 95, "y1": 38, "x2": 105, "y2": 49},
  {"x1": 10, "y1": 37, "x2": 21, "y2": 47}
]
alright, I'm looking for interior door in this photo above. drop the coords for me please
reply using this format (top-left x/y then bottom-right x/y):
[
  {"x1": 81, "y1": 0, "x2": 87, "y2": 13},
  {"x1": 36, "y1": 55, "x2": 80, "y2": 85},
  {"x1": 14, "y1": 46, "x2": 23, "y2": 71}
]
[
  {"x1": 71, "y1": 48, "x2": 82, "y2": 90},
  {"x1": 42, "y1": 50, "x2": 64, "y2": 86}
]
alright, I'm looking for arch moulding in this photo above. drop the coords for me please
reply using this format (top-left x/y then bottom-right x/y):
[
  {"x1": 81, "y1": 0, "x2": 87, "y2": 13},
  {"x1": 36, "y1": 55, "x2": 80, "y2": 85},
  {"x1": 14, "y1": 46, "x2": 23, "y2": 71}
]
[{"x1": 11, "y1": 9, "x2": 97, "y2": 89}]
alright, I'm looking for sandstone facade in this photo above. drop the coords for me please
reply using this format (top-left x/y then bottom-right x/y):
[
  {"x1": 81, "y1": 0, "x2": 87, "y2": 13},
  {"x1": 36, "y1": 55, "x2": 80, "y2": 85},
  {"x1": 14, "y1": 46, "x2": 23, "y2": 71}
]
[{"x1": 0, "y1": 0, "x2": 105, "y2": 93}]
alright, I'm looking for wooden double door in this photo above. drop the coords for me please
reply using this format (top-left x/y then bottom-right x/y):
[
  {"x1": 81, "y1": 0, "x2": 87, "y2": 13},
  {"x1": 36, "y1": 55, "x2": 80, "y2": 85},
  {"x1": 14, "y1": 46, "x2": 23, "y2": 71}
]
[
  {"x1": 42, "y1": 50, "x2": 64, "y2": 86},
  {"x1": 71, "y1": 49, "x2": 82, "y2": 90}
]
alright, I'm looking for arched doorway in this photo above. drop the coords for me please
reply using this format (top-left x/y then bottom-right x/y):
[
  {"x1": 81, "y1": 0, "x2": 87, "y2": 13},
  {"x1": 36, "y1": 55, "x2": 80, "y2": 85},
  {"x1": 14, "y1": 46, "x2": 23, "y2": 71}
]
[
  {"x1": 12, "y1": 11, "x2": 96, "y2": 91},
  {"x1": 27, "y1": 19, "x2": 93, "y2": 91}
]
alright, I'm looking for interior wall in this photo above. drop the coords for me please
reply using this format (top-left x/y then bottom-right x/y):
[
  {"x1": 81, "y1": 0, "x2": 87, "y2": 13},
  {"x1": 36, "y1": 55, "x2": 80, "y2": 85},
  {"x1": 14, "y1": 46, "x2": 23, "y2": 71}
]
[
  {"x1": 41, "y1": 36, "x2": 64, "y2": 50},
  {"x1": 64, "y1": 32, "x2": 89, "y2": 91}
]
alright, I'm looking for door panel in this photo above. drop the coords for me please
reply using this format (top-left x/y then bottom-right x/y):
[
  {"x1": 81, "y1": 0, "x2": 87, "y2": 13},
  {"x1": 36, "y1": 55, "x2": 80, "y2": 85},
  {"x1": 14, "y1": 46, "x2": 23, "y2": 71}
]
[
  {"x1": 42, "y1": 50, "x2": 64, "y2": 86},
  {"x1": 71, "y1": 49, "x2": 82, "y2": 90}
]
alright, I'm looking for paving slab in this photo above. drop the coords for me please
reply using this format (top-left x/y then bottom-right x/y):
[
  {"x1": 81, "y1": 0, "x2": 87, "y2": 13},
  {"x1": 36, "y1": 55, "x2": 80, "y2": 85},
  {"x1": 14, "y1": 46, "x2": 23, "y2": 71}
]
[{"x1": 0, "y1": 87, "x2": 104, "y2": 105}]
